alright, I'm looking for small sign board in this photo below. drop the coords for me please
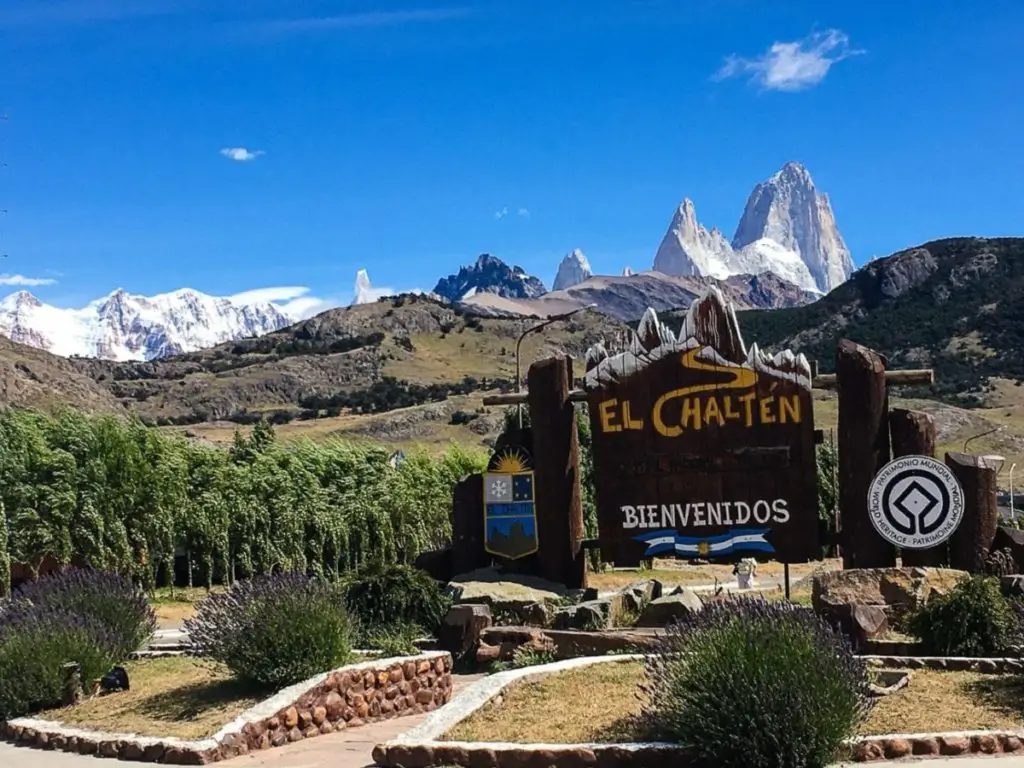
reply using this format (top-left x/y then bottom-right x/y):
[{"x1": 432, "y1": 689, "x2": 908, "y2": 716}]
[
  {"x1": 483, "y1": 445, "x2": 539, "y2": 560},
  {"x1": 581, "y1": 288, "x2": 820, "y2": 565},
  {"x1": 868, "y1": 455, "x2": 964, "y2": 549}
]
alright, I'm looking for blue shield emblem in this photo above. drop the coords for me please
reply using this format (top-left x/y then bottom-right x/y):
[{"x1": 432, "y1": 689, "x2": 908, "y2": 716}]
[{"x1": 483, "y1": 446, "x2": 539, "y2": 560}]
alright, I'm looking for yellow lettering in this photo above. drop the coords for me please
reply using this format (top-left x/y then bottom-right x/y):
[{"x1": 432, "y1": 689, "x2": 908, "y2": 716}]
[
  {"x1": 622, "y1": 400, "x2": 645, "y2": 430},
  {"x1": 759, "y1": 396, "x2": 777, "y2": 424},
  {"x1": 599, "y1": 399, "x2": 621, "y2": 433},
  {"x1": 738, "y1": 393, "x2": 756, "y2": 427},
  {"x1": 681, "y1": 398, "x2": 702, "y2": 430},
  {"x1": 780, "y1": 395, "x2": 801, "y2": 424},
  {"x1": 723, "y1": 395, "x2": 741, "y2": 422},
  {"x1": 652, "y1": 393, "x2": 681, "y2": 437},
  {"x1": 703, "y1": 396, "x2": 724, "y2": 426}
]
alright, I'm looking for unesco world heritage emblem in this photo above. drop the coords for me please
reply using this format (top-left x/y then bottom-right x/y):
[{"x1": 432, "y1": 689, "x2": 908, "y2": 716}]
[
  {"x1": 483, "y1": 445, "x2": 539, "y2": 560},
  {"x1": 868, "y1": 455, "x2": 965, "y2": 550}
]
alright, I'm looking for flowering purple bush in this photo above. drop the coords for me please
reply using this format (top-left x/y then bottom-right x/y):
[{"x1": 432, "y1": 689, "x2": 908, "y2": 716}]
[
  {"x1": 0, "y1": 602, "x2": 120, "y2": 718},
  {"x1": 640, "y1": 597, "x2": 873, "y2": 768},
  {"x1": 185, "y1": 573, "x2": 353, "y2": 688},
  {"x1": 13, "y1": 568, "x2": 156, "y2": 659}
]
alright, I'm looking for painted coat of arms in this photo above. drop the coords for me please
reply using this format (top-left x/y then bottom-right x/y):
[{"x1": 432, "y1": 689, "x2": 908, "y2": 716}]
[{"x1": 483, "y1": 445, "x2": 539, "y2": 560}]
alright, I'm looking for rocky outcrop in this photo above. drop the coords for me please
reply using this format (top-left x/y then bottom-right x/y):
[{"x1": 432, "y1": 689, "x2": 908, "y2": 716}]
[
  {"x1": 433, "y1": 255, "x2": 546, "y2": 303},
  {"x1": 552, "y1": 249, "x2": 593, "y2": 291},
  {"x1": 636, "y1": 589, "x2": 704, "y2": 627},
  {"x1": 812, "y1": 567, "x2": 968, "y2": 621}
]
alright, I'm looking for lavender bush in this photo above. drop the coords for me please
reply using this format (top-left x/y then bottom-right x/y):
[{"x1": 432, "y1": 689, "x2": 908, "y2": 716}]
[
  {"x1": 13, "y1": 568, "x2": 156, "y2": 659},
  {"x1": 186, "y1": 573, "x2": 353, "y2": 688},
  {"x1": 0, "y1": 602, "x2": 120, "y2": 718},
  {"x1": 640, "y1": 597, "x2": 873, "y2": 768},
  {"x1": 908, "y1": 575, "x2": 1015, "y2": 657}
]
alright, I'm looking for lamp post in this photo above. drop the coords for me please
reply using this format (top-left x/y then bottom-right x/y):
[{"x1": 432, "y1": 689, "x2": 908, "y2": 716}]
[
  {"x1": 515, "y1": 304, "x2": 597, "y2": 429},
  {"x1": 1011, "y1": 462, "x2": 1018, "y2": 524}
]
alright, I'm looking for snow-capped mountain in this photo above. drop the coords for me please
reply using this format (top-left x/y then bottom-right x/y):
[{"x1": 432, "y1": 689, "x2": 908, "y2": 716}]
[
  {"x1": 433, "y1": 254, "x2": 547, "y2": 303},
  {"x1": 652, "y1": 162, "x2": 853, "y2": 294},
  {"x1": 552, "y1": 249, "x2": 593, "y2": 291},
  {"x1": 0, "y1": 288, "x2": 293, "y2": 361}
]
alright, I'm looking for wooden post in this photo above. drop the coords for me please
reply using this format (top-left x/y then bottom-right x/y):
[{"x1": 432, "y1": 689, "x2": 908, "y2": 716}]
[
  {"x1": 450, "y1": 474, "x2": 489, "y2": 576},
  {"x1": 62, "y1": 662, "x2": 82, "y2": 706},
  {"x1": 527, "y1": 356, "x2": 587, "y2": 588},
  {"x1": 890, "y1": 409, "x2": 946, "y2": 568},
  {"x1": 836, "y1": 339, "x2": 895, "y2": 568},
  {"x1": 946, "y1": 452, "x2": 998, "y2": 573}
]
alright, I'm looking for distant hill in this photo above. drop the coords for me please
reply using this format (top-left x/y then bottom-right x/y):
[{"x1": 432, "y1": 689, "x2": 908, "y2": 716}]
[{"x1": 726, "y1": 237, "x2": 1024, "y2": 404}]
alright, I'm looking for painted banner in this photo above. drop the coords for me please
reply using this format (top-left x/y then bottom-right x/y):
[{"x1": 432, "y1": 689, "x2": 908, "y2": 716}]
[{"x1": 582, "y1": 287, "x2": 820, "y2": 565}]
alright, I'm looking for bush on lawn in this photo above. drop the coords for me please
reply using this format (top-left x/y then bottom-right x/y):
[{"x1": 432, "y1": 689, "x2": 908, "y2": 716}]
[
  {"x1": 0, "y1": 603, "x2": 120, "y2": 719},
  {"x1": 908, "y1": 575, "x2": 1015, "y2": 657},
  {"x1": 641, "y1": 597, "x2": 873, "y2": 768},
  {"x1": 13, "y1": 568, "x2": 156, "y2": 659},
  {"x1": 341, "y1": 563, "x2": 450, "y2": 646},
  {"x1": 185, "y1": 573, "x2": 353, "y2": 688}
]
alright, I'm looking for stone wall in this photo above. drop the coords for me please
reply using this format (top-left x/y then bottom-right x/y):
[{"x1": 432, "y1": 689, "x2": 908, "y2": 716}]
[{"x1": 0, "y1": 651, "x2": 453, "y2": 764}]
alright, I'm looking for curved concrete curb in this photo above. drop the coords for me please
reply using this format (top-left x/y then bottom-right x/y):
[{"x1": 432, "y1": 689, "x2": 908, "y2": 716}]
[
  {"x1": 372, "y1": 653, "x2": 1024, "y2": 768},
  {"x1": 1, "y1": 651, "x2": 452, "y2": 764}
]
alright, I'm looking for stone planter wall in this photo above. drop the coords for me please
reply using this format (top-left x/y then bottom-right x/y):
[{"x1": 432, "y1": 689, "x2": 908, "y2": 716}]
[
  {"x1": 0, "y1": 651, "x2": 452, "y2": 764},
  {"x1": 373, "y1": 653, "x2": 1024, "y2": 768}
]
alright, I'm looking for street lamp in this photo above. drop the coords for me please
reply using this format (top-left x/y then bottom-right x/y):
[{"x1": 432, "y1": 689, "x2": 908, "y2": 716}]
[{"x1": 515, "y1": 303, "x2": 597, "y2": 428}]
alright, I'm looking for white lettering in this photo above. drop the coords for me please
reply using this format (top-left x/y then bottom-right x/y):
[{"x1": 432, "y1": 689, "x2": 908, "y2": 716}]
[
  {"x1": 692, "y1": 502, "x2": 706, "y2": 527},
  {"x1": 645, "y1": 505, "x2": 659, "y2": 528},
  {"x1": 720, "y1": 501, "x2": 734, "y2": 525},
  {"x1": 622, "y1": 506, "x2": 638, "y2": 529},
  {"x1": 660, "y1": 504, "x2": 677, "y2": 528},
  {"x1": 706, "y1": 502, "x2": 722, "y2": 527},
  {"x1": 772, "y1": 498, "x2": 790, "y2": 523},
  {"x1": 753, "y1": 500, "x2": 771, "y2": 524},
  {"x1": 734, "y1": 501, "x2": 751, "y2": 525}
]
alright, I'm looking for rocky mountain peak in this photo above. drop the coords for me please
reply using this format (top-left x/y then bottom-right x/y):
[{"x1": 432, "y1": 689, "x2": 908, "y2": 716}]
[
  {"x1": 552, "y1": 249, "x2": 593, "y2": 291},
  {"x1": 352, "y1": 269, "x2": 375, "y2": 305},
  {"x1": 433, "y1": 254, "x2": 546, "y2": 303},
  {"x1": 652, "y1": 162, "x2": 854, "y2": 295},
  {"x1": 732, "y1": 161, "x2": 853, "y2": 293}
]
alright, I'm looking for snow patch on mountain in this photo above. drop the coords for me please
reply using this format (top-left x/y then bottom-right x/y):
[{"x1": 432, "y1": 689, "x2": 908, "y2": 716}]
[
  {"x1": 0, "y1": 287, "x2": 294, "y2": 361},
  {"x1": 552, "y1": 249, "x2": 593, "y2": 291},
  {"x1": 652, "y1": 162, "x2": 853, "y2": 294}
]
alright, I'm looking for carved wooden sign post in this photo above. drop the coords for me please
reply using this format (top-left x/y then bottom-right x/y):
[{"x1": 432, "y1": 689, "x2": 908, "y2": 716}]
[{"x1": 582, "y1": 288, "x2": 820, "y2": 566}]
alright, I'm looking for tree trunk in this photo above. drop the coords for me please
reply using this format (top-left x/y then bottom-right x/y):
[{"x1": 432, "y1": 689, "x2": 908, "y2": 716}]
[
  {"x1": 946, "y1": 452, "x2": 998, "y2": 574},
  {"x1": 528, "y1": 355, "x2": 587, "y2": 588},
  {"x1": 836, "y1": 339, "x2": 895, "y2": 568},
  {"x1": 890, "y1": 409, "x2": 946, "y2": 567}
]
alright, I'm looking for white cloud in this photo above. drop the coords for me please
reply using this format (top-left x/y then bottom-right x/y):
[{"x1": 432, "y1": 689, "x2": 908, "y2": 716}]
[
  {"x1": 220, "y1": 147, "x2": 264, "y2": 162},
  {"x1": 0, "y1": 273, "x2": 58, "y2": 286},
  {"x1": 249, "y1": 8, "x2": 473, "y2": 37},
  {"x1": 494, "y1": 207, "x2": 509, "y2": 220},
  {"x1": 517, "y1": 207, "x2": 530, "y2": 218},
  {"x1": 495, "y1": 206, "x2": 530, "y2": 220},
  {"x1": 229, "y1": 285, "x2": 310, "y2": 304},
  {"x1": 714, "y1": 29, "x2": 862, "y2": 92}
]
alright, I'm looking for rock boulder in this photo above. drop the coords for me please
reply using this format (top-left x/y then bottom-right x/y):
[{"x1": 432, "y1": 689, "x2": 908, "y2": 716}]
[
  {"x1": 812, "y1": 567, "x2": 967, "y2": 620},
  {"x1": 636, "y1": 590, "x2": 703, "y2": 627}
]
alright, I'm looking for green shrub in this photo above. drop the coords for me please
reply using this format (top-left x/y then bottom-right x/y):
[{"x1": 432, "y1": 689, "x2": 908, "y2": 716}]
[
  {"x1": 908, "y1": 575, "x2": 1014, "y2": 657},
  {"x1": 185, "y1": 574, "x2": 353, "y2": 688},
  {"x1": 0, "y1": 604, "x2": 120, "y2": 719},
  {"x1": 641, "y1": 597, "x2": 873, "y2": 768},
  {"x1": 13, "y1": 568, "x2": 156, "y2": 659},
  {"x1": 364, "y1": 621, "x2": 423, "y2": 657},
  {"x1": 342, "y1": 564, "x2": 451, "y2": 645}
]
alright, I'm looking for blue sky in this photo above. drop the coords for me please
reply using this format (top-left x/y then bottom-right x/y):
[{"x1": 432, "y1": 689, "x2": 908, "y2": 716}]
[{"x1": 1, "y1": 0, "x2": 1021, "y2": 313}]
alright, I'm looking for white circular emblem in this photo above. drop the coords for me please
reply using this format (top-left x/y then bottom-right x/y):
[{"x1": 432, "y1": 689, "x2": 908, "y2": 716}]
[{"x1": 867, "y1": 455, "x2": 964, "y2": 550}]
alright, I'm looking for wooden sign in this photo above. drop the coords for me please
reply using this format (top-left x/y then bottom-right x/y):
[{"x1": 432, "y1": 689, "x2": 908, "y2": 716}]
[
  {"x1": 483, "y1": 444, "x2": 539, "y2": 560},
  {"x1": 582, "y1": 287, "x2": 820, "y2": 565}
]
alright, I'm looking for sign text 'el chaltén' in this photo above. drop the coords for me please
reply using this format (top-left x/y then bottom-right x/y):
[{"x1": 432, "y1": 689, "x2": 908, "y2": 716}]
[{"x1": 582, "y1": 288, "x2": 820, "y2": 565}]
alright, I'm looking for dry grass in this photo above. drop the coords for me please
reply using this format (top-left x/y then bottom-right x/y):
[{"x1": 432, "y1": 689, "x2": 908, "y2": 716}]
[
  {"x1": 445, "y1": 661, "x2": 644, "y2": 743},
  {"x1": 588, "y1": 559, "x2": 833, "y2": 592},
  {"x1": 41, "y1": 657, "x2": 262, "y2": 740},
  {"x1": 447, "y1": 664, "x2": 1024, "y2": 744},
  {"x1": 149, "y1": 586, "x2": 226, "y2": 629}
]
